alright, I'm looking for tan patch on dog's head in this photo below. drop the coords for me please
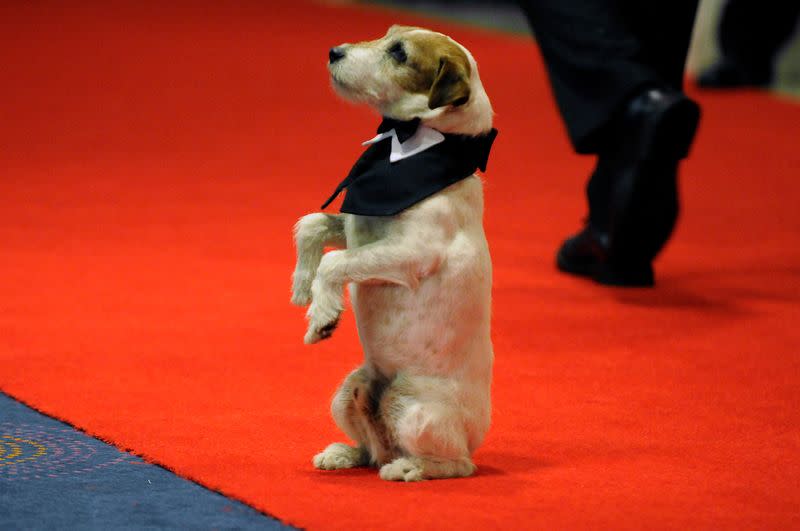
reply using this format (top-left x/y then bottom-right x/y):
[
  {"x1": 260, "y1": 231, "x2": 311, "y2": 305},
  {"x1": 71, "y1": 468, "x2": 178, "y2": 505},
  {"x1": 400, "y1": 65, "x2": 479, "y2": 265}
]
[{"x1": 385, "y1": 28, "x2": 472, "y2": 109}]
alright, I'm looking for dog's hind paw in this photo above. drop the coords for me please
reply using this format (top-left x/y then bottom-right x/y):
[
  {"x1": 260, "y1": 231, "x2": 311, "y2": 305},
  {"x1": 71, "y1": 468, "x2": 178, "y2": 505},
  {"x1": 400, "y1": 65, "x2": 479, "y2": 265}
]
[
  {"x1": 313, "y1": 443, "x2": 368, "y2": 470},
  {"x1": 379, "y1": 456, "x2": 476, "y2": 481},
  {"x1": 379, "y1": 457, "x2": 425, "y2": 482}
]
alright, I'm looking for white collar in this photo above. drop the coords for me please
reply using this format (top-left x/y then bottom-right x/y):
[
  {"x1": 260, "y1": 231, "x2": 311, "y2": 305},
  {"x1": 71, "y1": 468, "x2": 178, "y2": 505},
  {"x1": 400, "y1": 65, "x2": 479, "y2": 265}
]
[{"x1": 362, "y1": 125, "x2": 446, "y2": 163}]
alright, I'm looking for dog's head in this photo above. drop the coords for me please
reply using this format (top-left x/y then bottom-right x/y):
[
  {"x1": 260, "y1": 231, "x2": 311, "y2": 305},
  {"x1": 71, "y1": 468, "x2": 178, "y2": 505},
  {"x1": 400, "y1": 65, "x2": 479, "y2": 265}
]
[{"x1": 328, "y1": 25, "x2": 493, "y2": 135}]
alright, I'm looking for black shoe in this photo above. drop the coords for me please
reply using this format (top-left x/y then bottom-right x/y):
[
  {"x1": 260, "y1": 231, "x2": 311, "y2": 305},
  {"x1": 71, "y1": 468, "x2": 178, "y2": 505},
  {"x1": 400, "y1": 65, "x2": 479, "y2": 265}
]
[
  {"x1": 556, "y1": 225, "x2": 609, "y2": 277},
  {"x1": 696, "y1": 60, "x2": 772, "y2": 89},
  {"x1": 557, "y1": 225, "x2": 654, "y2": 287},
  {"x1": 557, "y1": 88, "x2": 700, "y2": 287}
]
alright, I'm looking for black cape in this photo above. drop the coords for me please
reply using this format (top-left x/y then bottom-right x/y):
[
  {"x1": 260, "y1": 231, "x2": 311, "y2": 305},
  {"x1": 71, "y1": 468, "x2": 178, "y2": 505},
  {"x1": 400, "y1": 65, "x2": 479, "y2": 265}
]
[{"x1": 321, "y1": 118, "x2": 498, "y2": 216}]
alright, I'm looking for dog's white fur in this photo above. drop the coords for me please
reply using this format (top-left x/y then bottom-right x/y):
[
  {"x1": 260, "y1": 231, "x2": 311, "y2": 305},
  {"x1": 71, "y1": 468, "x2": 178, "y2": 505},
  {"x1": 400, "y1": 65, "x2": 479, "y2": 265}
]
[{"x1": 292, "y1": 26, "x2": 494, "y2": 481}]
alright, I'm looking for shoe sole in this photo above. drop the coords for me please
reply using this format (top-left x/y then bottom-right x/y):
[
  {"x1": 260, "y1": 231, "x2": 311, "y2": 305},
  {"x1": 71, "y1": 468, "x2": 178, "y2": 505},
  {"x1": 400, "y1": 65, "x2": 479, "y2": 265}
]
[
  {"x1": 556, "y1": 232, "x2": 655, "y2": 287},
  {"x1": 558, "y1": 248, "x2": 655, "y2": 287},
  {"x1": 556, "y1": 248, "x2": 593, "y2": 277},
  {"x1": 593, "y1": 261, "x2": 654, "y2": 287}
]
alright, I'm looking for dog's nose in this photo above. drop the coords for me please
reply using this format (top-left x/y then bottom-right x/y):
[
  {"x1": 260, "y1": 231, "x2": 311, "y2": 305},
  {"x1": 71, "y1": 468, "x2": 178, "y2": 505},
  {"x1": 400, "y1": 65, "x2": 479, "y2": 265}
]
[{"x1": 329, "y1": 47, "x2": 346, "y2": 64}]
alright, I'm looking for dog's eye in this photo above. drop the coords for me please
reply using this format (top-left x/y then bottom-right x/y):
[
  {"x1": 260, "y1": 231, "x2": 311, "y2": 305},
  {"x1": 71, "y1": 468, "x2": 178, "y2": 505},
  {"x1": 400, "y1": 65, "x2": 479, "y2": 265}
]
[{"x1": 387, "y1": 41, "x2": 407, "y2": 64}]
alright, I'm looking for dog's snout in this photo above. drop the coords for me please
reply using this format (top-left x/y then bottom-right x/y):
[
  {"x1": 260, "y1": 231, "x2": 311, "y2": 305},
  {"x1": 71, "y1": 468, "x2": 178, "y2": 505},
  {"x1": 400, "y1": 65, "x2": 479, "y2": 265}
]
[{"x1": 329, "y1": 47, "x2": 346, "y2": 64}]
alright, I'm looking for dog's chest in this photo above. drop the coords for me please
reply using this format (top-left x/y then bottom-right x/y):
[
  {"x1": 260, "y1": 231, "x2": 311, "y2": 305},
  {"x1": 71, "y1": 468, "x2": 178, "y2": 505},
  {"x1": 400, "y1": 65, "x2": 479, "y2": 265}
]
[{"x1": 344, "y1": 215, "x2": 393, "y2": 248}]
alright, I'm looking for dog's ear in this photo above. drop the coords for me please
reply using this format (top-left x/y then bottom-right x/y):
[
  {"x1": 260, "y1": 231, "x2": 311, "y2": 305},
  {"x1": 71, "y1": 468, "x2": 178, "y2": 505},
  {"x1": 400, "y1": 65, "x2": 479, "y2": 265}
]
[{"x1": 427, "y1": 55, "x2": 471, "y2": 110}]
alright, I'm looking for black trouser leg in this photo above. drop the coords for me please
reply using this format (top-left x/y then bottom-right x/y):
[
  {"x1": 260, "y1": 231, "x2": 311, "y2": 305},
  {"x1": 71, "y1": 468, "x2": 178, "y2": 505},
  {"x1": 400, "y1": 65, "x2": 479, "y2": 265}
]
[
  {"x1": 518, "y1": 0, "x2": 698, "y2": 232},
  {"x1": 517, "y1": 0, "x2": 699, "y2": 153},
  {"x1": 621, "y1": 1, "x2": 700, "y2": 91},
  {"x1": 718, "y1": 0, "x2": 800, "y2": 80}
]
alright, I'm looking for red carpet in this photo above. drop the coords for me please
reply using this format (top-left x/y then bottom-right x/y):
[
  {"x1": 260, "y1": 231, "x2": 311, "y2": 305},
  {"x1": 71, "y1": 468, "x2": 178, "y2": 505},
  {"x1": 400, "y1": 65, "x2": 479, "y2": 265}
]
[{"x1": 2, "y1": 1, "x2": 799, "y2": 528}]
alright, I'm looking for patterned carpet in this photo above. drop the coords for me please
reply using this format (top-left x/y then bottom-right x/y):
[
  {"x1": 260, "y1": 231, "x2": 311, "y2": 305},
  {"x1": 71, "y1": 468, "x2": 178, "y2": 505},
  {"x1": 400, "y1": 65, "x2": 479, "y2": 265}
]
[{"x1": 0, "y1": 393, "x2": 291, "y2": 530}]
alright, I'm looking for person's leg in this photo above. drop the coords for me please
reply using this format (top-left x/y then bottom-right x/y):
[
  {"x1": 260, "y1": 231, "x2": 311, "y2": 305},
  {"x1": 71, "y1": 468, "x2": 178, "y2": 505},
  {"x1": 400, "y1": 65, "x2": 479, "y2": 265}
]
[
  {"x1": 518, "y1": 0, "x2": 699, "y2": 151},
  {"x1": 623, "y1": 0, "x2": 700, "y2": 90},
  {"x1": 699, "y1": 0, "x2": 800, "y2": 87},
  {"x1": 518, "y1": 0, "x2": 701, "y2": 286},
  {"x1": 517, "y1": 0, "x2": 656, "y2": 154}
]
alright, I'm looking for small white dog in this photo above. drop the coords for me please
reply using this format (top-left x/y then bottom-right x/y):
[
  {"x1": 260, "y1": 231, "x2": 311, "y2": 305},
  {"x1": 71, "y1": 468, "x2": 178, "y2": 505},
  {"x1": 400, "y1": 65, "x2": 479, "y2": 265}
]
[{"x1": 291, "y1": 25, "x2": 495, "y2": 481}]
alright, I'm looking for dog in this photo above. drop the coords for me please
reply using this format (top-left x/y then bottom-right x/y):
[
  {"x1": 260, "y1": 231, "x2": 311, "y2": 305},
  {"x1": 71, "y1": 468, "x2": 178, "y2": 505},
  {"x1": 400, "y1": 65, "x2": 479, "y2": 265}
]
[{"x1": 291, "y1": 25, "x2": 495, "y2": 481}]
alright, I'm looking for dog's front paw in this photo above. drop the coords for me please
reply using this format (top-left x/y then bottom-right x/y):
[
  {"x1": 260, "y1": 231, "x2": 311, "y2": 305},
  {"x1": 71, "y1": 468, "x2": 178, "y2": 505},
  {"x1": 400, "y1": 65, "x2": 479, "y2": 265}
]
[
  {"x1": 291, "y1": 269, "x2": 314, "y2": 306},
  {"x1": 304, "y1": 271, "x2": 343, "y2": 344},
  {"x1": 304, "y1": 315, "x2": 341, "y2": 344},
  {"x1": 379, "y1": 457, "x2": 425, "y2": 482},
  {"x1": 313, "y1": 443, "x2": 368, "y2": 470},
  {"x1": 303, "y1": 292, "x2": 342, "y2": 345}
]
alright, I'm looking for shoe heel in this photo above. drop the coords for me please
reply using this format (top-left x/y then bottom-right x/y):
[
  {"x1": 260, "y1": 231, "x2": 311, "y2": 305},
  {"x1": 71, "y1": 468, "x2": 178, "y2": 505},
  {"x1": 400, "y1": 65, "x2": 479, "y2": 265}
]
[{"x1": 641, "y1": 97, "x2": 701, "y2": 161}]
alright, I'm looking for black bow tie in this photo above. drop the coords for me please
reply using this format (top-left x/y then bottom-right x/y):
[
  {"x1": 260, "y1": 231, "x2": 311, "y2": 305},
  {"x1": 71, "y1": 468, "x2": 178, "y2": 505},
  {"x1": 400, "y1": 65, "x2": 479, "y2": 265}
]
[
  {"x1": 377, "y1": 117, "x2": 421, "y2": 143},
  {"x1": 321, "y1": 119, "x2": 498, "y2": 216}
]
